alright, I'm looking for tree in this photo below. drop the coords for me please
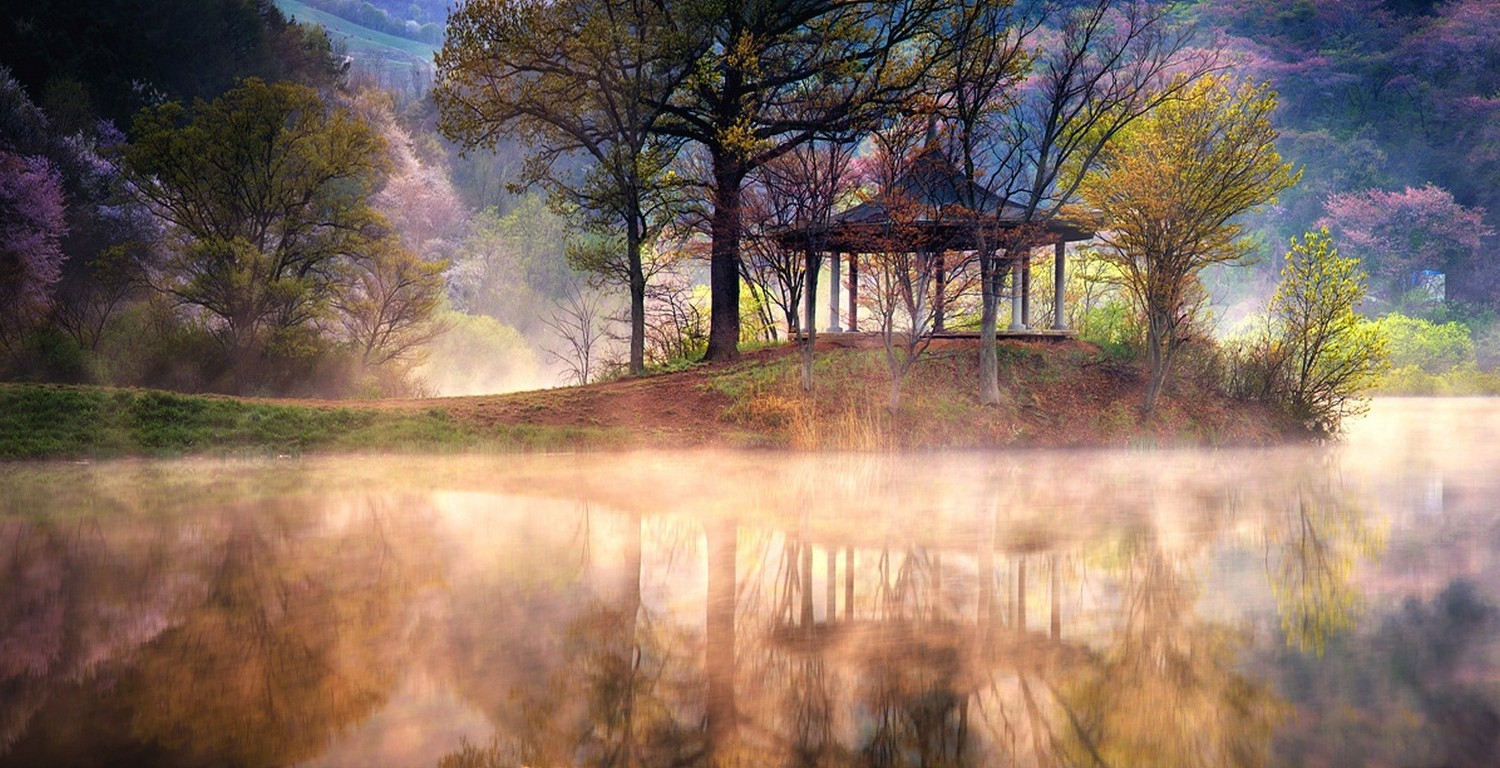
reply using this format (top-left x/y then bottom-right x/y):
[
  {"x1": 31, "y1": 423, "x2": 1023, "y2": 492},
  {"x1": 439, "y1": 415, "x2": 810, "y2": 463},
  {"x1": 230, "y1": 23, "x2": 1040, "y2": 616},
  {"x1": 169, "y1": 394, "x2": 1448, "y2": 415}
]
[
  {"x1": 653, "y1": 0, "x2": 943, "y2": 361},
  {"x1": 0, "y1": 152, "x2": 67, "y2": 350},
  {"x1": 436, "y1": 0, "x2": 692, "y2": 375},
  {"x1": 1319, "y1": 184, "x2": 1492, "y2": 308},
  {"x1": 542, "y1": 282, "x2": 611, "y2": 385},
  {"x1": 335, "y1": 235, "x2": 448, "y2": 371},
  {"x1": 0, "y1": 0, "x2": 344, "y2": 129},
  {"x1": 928, "y1": 0, "x2": 1215, "y2": 406},
  {"x1": 125, "y1": 79, "x2": 388, "y2": 390},
  {"x1": 447, "y1": 198, "x2": 578, "y2": 334},
  {"x1": 741, "y1": 139, "x2": 857, "y2": 391},
  {"x1": 1269, "y1": 229, "x2": 1389, "y2": 435},
  {"x1": 1082, "y1": 76, "x2": 1299, "y2": 416},
  {"x1": 858, "y1": 118, "x2": 947, "y2": 412}
]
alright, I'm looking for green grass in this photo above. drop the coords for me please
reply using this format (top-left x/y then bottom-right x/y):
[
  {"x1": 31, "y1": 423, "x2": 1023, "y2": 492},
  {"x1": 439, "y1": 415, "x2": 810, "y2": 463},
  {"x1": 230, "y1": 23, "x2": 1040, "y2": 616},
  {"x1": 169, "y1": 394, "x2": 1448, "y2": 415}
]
[
  {"x1": 272, "y1": 0, "x2": 436, "y2": 63},
  {"x1": 0, "y1": 385, "x2": 623, "y2": 460}
]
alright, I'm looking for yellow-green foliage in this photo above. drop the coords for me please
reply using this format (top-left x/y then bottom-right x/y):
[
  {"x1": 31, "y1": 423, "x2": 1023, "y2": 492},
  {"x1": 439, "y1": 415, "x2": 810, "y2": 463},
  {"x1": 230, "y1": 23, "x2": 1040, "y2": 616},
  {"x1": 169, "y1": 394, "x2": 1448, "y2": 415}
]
[
  {"x1": 1082, "y1": 75, "x2": 1300, "y2": 414},
  {"x1": 1374, "y1": 363, "x2": 1500, "y2": 396},
  {"x1": 1270, "y1": 229, "x2": 1390, "y2": 434},
  {"x1": 1372, "y1": 313, "x2": 1476, "y2": 373},
  {"x1": 416, "y1": 311, "x2": 542, "y2": 396}
]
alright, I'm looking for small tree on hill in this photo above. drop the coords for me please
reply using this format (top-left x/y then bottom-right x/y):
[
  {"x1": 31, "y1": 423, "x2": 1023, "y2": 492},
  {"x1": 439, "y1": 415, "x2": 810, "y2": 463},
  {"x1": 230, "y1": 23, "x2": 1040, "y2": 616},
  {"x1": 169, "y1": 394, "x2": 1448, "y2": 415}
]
[
  {"x1": 1082, "y1": 76, "x2": 1299, "y2": 417},
  {"x1": 1270, "y1": 229, "x2": 1389, "y2": 435}
]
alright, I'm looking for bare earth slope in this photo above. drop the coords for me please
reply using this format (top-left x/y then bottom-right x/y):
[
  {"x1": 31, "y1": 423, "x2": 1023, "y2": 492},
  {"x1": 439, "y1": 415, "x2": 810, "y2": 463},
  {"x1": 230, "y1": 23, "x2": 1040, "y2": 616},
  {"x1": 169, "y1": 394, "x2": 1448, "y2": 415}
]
[{"x1": 273, "y1": 340, "x2": 1295, "y2": 450}]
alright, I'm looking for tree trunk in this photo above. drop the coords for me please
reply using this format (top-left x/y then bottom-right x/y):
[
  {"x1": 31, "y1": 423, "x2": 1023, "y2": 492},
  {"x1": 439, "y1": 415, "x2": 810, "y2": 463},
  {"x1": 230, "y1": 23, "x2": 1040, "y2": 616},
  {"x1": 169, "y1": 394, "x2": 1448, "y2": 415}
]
[
  {"x1": 705, "y1": 154, "x2": 745, "y2": 362},
  {"x1": 705, "y1": 518, "x2": 738, "y2": 758},
  {"x1": 627, "y1": 210, "x2": 646, "y2": 375},
  {"x1": 1143, "y1": 312, "x2": 1169, "y2": 417},
  {"x1": 978, "y1": 249, "x2": 1002, "y2": 405},
  {"x1": 621, "y1": 511, "x2": 642, "y2": 768},
  {"x1": 801, "y1": 249, "x2": 819, "y2": 392}
]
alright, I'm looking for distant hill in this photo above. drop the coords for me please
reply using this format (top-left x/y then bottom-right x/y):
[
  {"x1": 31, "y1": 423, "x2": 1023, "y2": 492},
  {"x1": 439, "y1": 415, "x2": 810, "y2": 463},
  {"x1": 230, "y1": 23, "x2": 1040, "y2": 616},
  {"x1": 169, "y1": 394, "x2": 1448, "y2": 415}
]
[{"x1": 271, "y1": 0, "x2": 438, "y2": 91}]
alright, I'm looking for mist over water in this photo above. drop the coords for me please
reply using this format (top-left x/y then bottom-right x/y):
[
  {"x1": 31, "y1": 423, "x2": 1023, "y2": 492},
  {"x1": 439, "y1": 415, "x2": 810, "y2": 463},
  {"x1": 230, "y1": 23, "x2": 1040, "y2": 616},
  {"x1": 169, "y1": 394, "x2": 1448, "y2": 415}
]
[{"x1": 2, "y1": 398, "x2": 1499, "y2": 766}]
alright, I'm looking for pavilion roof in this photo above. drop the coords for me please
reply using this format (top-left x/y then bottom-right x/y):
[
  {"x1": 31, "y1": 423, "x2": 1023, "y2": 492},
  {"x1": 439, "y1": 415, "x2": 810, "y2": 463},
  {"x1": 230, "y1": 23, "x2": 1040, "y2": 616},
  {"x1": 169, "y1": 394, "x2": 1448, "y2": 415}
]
[{"x1": 774, "y1": 146, "x2": 1096, "y2": 252}]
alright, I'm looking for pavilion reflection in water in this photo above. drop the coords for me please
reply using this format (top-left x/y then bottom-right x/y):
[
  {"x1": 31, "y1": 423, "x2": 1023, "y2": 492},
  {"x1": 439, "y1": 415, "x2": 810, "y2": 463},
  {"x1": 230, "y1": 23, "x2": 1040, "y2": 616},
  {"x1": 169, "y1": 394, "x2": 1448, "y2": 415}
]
[{"x1": 6, "y1": 447, "x2": 1484, "y2": 768}]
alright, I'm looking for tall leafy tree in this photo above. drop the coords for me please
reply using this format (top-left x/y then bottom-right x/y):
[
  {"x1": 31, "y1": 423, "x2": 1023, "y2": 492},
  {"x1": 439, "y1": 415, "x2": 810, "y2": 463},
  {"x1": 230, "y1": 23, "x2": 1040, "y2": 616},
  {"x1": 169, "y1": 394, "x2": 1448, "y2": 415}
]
[
  {"x1": 436, "y1": 0, "x2": 694, "y2": 375},
  {"x1": 1270, "y1": 229, "x2": 1389, "y2": 435},
  {"x1": 1081, "y1": 76, "x2": 1299, "y2": 416},
  {"x1": 125, "y1": 78, "x2": 388, "y2": 390},
  {"x1": 654, "y1": 0, "x2": 943, "y2": 361},
  {"x1": 929, "y1": 0, "x2": 1214, "y2": 405}
]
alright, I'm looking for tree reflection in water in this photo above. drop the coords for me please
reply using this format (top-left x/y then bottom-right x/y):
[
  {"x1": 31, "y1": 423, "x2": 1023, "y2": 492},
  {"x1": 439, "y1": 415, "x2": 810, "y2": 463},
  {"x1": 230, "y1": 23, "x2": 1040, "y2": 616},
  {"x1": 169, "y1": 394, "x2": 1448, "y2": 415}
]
[
  {"x1": 437, "y1": 452, "x2": 1385, "y2": 768},
  {"x1": 0, "y1": 494, "x2": 429, "y2": 767},
  {"x1": 7, "y1": 435, "x2": 1498, "y2": 768}
]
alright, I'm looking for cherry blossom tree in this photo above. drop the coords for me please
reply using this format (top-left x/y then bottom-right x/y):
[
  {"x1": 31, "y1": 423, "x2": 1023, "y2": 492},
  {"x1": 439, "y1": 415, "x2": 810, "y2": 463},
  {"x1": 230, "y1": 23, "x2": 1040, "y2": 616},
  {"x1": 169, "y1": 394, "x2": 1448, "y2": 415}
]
[
  {"x1": 0, "y1": 152, "x2": 67, "y2": 349},
  {"x1": 1319, "y1": 184, "x2": 1492, "y2": 306}
]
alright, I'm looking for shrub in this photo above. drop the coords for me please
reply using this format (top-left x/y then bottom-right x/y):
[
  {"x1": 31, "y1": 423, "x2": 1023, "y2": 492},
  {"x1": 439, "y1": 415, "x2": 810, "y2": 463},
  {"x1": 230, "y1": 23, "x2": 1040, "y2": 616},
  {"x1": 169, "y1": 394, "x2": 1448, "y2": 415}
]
[
  {"x1": 1268, "y1": 229, "x2": 1389, "y2": 435},
  {"x1": 1372, "y1": 313, "x2": 1475, "y2": 373}
]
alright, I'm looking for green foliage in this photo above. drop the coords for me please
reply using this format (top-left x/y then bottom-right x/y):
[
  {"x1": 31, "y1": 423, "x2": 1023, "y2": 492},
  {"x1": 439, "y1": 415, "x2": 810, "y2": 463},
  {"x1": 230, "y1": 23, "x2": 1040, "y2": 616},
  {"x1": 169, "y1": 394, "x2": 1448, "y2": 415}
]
[
  {"x1": 89, "y1": 301, "x2": 229, "y2": 392},
  {"x1": 449, "y1": 198, "x2": 579, "y2": 333},
  {"x1": 1083, "y1": 75, "x2": 1300, "y2": 415},
  {"x1": 416, "y1": 310, "x2": 542, "y2": 395},
  {"x1": 1078, "y1": 299, "x2": 1143, "y2": 359},
  {"x1": 1269, "y1": 229, "x2": 1390, "y2": 434},
  {"x1": 126, "y1": 78, "x2": 391, "y2": 392},
  {"x1": 3, "y1": 329, "x2": 90, "y2": 384},
  {"x1": 1372, "y1": 364, "x2": 1500, "y2": 396},
  {"x1": 1372, "y1": 313, "x2": 1475, "y2": 373}
]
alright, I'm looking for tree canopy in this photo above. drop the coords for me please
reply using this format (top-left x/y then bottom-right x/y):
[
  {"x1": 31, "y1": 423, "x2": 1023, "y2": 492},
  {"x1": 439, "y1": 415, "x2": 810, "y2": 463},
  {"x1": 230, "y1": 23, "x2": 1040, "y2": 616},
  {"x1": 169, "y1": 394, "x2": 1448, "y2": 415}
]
[
  {"x1": 436, "y1": 0, "x2": 694, "y2": 374},
  {"x1": 125, "y1": 79, "x2": 391, "y2": 389},
  {"x1": 1083, "y1": 75, "x2": 1299, "y2": 415}
]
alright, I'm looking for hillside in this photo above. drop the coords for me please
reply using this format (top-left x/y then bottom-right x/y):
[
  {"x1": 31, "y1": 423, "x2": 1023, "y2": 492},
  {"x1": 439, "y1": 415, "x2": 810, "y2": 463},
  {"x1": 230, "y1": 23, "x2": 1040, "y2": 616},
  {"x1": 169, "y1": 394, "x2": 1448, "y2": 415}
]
[
  {"x1": 272, "y1": 0, "x2": 437, "y2": 80},
  {"x1": 0, "y1": 340, "x2": 1298, "y2": 459}
]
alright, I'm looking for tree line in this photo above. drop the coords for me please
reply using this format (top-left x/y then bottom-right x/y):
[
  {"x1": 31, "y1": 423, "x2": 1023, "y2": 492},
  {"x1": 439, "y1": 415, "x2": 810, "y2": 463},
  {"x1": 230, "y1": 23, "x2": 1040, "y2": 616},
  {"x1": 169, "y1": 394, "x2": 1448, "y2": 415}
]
[
  {"x1": 434, "y1": 0, "x2": 1390, "y2": 427},
  {"x1": 2, "y1": 0, "x2": 1453, "y2": 423}
]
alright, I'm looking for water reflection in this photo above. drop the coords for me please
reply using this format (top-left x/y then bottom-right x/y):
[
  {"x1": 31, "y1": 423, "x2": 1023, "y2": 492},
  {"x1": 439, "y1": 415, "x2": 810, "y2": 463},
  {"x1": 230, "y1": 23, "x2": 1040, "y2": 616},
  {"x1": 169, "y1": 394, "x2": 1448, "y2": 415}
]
[{"x1": 2, "y1": 399, "x2": 1499, "y2": 767}]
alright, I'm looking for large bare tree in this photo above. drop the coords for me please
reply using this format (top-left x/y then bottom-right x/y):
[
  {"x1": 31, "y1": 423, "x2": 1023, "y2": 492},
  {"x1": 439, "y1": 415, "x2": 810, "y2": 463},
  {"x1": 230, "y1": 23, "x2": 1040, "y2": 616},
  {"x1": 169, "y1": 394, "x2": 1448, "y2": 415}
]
[
  {"x1": 928, "y1": 0, "x2": 1216, "y2": 404},
  {"x1": 436, "y1": 0, "x2": 694, "y2": 375},
  {"x1": 653, "y1": 0, "x2": 944, "y2": 362}
]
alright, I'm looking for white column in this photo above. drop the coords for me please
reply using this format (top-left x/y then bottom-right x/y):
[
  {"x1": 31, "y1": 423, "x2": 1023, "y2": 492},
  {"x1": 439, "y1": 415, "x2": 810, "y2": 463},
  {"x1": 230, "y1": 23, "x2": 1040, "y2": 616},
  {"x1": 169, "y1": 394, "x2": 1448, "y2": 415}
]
[
  {"x1": 1008, "y1": 257, "x2": 1025, "y2": 331},
  {"x1": 828, "y1": 251, "x2": 843, "y2": 332},
  {"x1": 1053, "y1": 241, "x2": 1068, "y2": 330}
]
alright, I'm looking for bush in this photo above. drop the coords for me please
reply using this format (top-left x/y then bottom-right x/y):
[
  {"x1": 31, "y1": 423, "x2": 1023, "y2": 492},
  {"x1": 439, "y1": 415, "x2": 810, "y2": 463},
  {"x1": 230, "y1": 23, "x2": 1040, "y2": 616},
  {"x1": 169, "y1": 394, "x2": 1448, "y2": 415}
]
[
  {"x1": 1078, "y1": 298, "x2": 1142, "y2": 359},
  {"x1": 1372, "y1": 363, "x2": 1500, "y2": 396},
  {"x1": 416, "y1": 311, "x2": 542, "y2": 395},
  {"x1": 1373, "y1": 313, "x2": 1475, "y2": 373},
  {"x1": 2, "y1": 328, "x2": 90, "y2": 383},
  {"x1": 1268, "y1": 230, "x2": 1389, "y2": 435}
]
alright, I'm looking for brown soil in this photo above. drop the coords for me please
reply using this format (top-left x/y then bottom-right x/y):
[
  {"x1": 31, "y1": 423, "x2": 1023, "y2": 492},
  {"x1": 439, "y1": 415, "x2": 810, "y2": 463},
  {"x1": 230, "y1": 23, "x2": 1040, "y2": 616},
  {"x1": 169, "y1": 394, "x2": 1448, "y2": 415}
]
[{"x1": 269, "y1": 337, "x2": 1299, "y2": 450}]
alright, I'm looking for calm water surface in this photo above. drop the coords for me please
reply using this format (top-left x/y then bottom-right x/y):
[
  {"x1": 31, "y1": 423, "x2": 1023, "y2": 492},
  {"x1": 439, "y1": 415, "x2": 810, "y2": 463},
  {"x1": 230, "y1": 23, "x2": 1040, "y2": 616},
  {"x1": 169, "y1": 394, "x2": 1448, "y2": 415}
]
[{"x1": 3, "y1": 398, "x2": 1500, "y2": 767}]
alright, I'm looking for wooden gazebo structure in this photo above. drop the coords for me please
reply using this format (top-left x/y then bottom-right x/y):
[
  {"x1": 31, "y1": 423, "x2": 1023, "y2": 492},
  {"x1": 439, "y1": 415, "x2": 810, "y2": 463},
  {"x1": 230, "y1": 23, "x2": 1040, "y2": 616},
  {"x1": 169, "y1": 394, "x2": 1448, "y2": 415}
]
[{"x1": 775, "y1": 148, "x2": 1096, "y2": 334}]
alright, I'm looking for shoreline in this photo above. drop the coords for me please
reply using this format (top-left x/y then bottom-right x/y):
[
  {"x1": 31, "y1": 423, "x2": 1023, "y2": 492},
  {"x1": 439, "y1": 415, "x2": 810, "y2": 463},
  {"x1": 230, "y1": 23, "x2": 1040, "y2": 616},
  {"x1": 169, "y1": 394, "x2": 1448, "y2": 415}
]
[{"x1": 1, "y1": 341, "x2": 1309, "y2": 460}]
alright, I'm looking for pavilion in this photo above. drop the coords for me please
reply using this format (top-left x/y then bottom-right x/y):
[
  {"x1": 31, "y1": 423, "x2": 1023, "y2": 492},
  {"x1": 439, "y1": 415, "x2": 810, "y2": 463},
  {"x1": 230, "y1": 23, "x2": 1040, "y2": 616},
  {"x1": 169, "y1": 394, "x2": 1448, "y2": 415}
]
[{"x1": 774, "y1": 147, "x2": 1096, "y2": 335}]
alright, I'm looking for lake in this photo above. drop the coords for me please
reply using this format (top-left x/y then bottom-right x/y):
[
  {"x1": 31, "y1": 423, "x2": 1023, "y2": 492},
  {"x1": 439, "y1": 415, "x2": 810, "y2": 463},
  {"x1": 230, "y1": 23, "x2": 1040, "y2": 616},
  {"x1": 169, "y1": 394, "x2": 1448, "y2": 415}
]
[{"x1": 3, "y1": 397, "x2": 1499, "y2": 767}]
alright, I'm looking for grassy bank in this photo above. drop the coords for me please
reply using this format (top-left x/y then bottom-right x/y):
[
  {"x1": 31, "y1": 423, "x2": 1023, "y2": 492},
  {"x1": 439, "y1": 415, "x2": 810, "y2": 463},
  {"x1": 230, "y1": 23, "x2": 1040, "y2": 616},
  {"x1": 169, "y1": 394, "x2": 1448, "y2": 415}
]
[
  {"x1": 0, "y1": 385, "x2": 628, "y2": 459},
  {"x1": 705, "y1": 342, "x2": 1295, "y2": 450},
  {"x1": 0, "y1": 341, "x2": 1302, "y2": 460}
]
